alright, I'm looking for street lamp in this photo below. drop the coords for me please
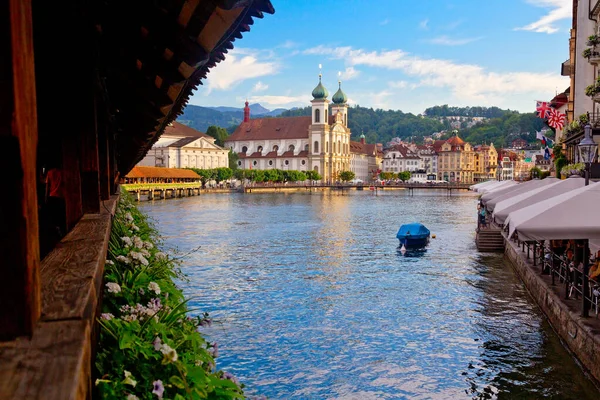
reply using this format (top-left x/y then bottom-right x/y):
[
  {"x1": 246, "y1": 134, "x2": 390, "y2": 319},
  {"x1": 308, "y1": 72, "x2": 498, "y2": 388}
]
[
  {"x1": 577, "y1": 124, "x2": 598, "y2": 317},
  {"x1": 578, "y1": 124, "x2": 598, "y2": 186}
]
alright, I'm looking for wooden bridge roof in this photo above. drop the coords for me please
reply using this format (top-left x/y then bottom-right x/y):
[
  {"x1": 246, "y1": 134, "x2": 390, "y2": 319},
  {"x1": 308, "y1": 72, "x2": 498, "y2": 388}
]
[
  {"x1": 97, "y1": 0, "x2": 274, "y2": 174},
  {"x1": 126, "y1": 166, "x2": 200, "y2": 179}
]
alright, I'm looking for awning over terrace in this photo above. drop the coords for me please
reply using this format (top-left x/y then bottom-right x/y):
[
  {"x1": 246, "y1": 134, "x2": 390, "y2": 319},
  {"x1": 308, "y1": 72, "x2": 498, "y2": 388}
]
[
  {"x1": 506, "y1": 182, "x2": 600, "y2": 241},
  {"x1": 493, "y1": 176, "x2": 586, "y2": 225},
  {"x1": 470, "y1": 180, "x2": 498, "y2": 191},
  {"x1": 478, "y1": 180, "x2": 517, "y2": 194},
  {"x1": 485, "y1": 178, "x2": 559, "y2": 212},
  {"x1": 480, "y1": 181, "x2": 521, "y2": 201}
]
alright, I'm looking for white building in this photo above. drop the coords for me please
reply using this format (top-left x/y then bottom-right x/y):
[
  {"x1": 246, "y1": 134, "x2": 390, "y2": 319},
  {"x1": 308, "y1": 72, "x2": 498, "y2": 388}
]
[
  {"x1": 382, "y1": 144, "x2": 423, "y2": 173},
  {"x1": 499, "y1": 156, "x2": 515, "y2": 181},
  {"x1": 409, "y1": 144, "x2": 438, "y2": 175},
  {"x1": 138, "y1": 122, "x2": 228, "y2": 169}
]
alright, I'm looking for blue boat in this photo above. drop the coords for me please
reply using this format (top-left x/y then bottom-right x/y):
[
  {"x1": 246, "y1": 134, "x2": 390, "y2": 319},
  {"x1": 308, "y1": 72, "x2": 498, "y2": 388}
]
[{"x1": 396, "y1": 223, "x2": 430, "y2": 248}]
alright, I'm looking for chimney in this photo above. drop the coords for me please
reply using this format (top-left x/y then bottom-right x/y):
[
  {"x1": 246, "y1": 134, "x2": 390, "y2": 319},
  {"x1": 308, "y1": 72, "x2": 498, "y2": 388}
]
[
  {"x1": 243, "y1": 100, "x2": 250, "y2": 122},
  {"x1": 360, "y1": 136, "x2": 365, "y2": 145}
]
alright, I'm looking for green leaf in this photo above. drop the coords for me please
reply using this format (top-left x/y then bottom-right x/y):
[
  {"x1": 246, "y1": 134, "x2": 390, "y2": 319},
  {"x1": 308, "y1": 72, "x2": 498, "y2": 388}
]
[{"x1": 170, "y1": 375, "x2": 186, "y2": 389}]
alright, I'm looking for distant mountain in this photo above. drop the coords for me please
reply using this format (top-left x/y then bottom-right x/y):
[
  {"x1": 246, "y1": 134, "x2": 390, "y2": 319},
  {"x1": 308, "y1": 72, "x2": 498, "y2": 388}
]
[
  {"x1": 178, "y1": 103, "x2": 288, "y2": 132},
  {"x1": 206, "y1": 103, "x2": 284, "y2": 116}
]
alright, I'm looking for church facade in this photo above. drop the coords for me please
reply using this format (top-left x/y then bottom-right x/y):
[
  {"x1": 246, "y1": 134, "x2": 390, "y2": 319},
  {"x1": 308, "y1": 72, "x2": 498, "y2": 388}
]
[{"x1": 225, "y1": 75, "x2": 378, "y2": 182}]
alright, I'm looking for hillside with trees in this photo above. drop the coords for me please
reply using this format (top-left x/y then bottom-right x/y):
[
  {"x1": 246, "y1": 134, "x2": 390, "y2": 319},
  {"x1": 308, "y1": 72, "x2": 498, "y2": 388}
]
[
  {"x1": 279, "y1": 105, "x2": 446, "y2": 145},
  {"x1": 451, "y1": 112, "x2": 547, "y2": 146},
  {"x1": 179, "y1": 104, "x2": 546, "y2": 148},
  {"x1": 423, "y1": 105, "x2": 512, "y2": 118}
]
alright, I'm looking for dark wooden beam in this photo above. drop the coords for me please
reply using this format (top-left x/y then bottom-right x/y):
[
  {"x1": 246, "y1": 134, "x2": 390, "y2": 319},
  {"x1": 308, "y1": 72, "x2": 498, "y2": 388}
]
[
  {"x1": 0, "y1": 0, "x2": 41, "y2": 340},
  {"x1": 80, "y1": 77, "x2": 101, "y2": 214}
]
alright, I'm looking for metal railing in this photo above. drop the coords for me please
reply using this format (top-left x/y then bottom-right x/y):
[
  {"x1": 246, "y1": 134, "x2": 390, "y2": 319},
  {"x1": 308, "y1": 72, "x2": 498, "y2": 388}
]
[{"x1": 512, "y1": 236, "x2": 600, "y2": 317}]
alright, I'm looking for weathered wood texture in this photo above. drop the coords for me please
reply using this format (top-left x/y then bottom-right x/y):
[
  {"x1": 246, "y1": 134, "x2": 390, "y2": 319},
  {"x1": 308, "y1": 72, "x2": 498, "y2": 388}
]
[
  {"x1": 40, "y1": 214, "x2": 111, "y2": 321},
  {"x1": 0, "y1": 320, "x2": 91, "y2": 400},
  {"x1": 0, "y1": 0, "x2": 41, "y2": 340},
  {"x1": 0, "y1": 195, "x2": 117, "y2": 400}
]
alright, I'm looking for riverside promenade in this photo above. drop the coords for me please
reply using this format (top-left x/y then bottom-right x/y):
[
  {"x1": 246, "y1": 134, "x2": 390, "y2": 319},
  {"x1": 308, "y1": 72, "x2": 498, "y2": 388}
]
[{"x1": 501, "y1": 232, "x2": 600, "y2": 385}]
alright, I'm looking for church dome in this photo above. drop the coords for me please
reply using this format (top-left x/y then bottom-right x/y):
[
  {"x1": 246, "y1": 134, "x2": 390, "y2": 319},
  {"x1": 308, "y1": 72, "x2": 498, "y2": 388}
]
[
  {"x1": 312, "y1": 75, "x2": 329, "y2": 100},
  {"x1": 332, "y1": 82, "x2": 347, "y2": 104}
]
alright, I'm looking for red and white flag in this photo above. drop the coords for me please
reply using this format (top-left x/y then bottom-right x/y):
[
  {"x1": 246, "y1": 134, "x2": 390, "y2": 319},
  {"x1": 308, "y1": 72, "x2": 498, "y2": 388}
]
[
  {"x1": 535, "y1": 101, "x2": 551, "y2": 119},
  {"x1": 547, "y1": 108, "x2": 565, "y2": 130}
]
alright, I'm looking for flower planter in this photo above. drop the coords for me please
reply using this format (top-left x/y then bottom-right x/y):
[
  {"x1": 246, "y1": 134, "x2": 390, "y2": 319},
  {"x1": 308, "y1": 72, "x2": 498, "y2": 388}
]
[
  {"x1": 593, "y1": 93, "x2": 600, "y2": 103},
  {"x1": 589, "y1": 54, "x2": 600, "y2": 65}
]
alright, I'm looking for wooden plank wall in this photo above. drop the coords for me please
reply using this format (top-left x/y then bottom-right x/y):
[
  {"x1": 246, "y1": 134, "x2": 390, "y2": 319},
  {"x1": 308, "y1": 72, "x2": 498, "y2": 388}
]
[{"x1": 0, "y1": 0, "x2": 41, "y2": 340}]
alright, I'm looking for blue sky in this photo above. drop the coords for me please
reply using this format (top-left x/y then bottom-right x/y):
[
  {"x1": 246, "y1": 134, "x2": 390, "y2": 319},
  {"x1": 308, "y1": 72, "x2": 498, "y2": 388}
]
[{"x1": 188, "y1": 0, "x2": 571, "y2": 114}]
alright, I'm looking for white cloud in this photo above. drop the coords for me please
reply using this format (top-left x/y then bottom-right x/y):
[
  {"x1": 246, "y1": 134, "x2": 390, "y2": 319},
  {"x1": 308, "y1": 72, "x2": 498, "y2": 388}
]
[
  {"x1": 279, "y1": 40, "x2": 298, "y2": 49},
  {"x1": 419, "y1": 18, "x2": 429, "y2": 30},
  {"x1": 516, "y1": 0, "x2": 571, "y2": 34},
  {"x1": 303, "y1": 45, "x2": 568, "y2": 103},
  {"x1": 389, "y1": 81, "x2": 409, "y2": 89},
  {"x1": 340, "y1": 66, "x2": 360, "y2": 80},
  {"x1": 428, "y1": 35, "x2": 483, "y2": 46},
  {"x1": 252, "y1": 81, "x2": 269, "y2": 92},
  {"x1": 380, "y1": 18, "x2": 390, "y2": 26},
  {"x1": 204, "y1": 49, "x2": 278, "y2": 93},
  {"x1": 353, "y1": 91, "x2": 395, "y2": 110},
  {"x1": 244, "y1": 94, "x2": 310, "y2": 109}
]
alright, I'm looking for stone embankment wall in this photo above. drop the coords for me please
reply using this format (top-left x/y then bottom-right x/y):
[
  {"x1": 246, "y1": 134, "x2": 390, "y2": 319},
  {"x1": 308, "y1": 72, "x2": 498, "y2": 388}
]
[{"x1": 504, "y1": 238, "x2": 600, "y2": 384}]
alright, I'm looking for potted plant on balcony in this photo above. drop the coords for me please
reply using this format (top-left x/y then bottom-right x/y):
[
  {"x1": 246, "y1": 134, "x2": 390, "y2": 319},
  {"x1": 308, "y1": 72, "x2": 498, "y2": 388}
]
[
  {"x1": 588, "y1": 35, "x2": 600, "y2": 47},
  {"x1": 583, "y1": 47, "x2": 600, "y2": 65},
  {"x1": 585, "y1": 76, "x2": 600, "y2": 101}
]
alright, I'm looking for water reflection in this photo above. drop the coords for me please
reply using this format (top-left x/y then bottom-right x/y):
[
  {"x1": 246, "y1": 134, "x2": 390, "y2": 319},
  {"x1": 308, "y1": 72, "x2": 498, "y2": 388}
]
[{"x1": 140, "y1": 191, "x2": 598, "y2": 399}]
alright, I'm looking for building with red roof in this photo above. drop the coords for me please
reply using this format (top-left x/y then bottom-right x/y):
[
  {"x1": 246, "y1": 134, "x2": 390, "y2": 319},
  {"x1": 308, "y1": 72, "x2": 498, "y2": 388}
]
[
  {"x1": 137, "y1": 121, "x2": 228, "y2": 169},
  {"x1": 437, "y1": 133, "x2": 475, "y2": 182},
  {"x1": 226, "y1": 76, "x2": 379, "y2": 181}
]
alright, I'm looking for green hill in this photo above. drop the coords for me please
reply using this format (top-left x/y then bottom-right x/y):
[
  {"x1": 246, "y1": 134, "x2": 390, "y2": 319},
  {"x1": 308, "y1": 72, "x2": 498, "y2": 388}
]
[{"x1": 178, "y1": 103, "x2": 547, "y2": 148}]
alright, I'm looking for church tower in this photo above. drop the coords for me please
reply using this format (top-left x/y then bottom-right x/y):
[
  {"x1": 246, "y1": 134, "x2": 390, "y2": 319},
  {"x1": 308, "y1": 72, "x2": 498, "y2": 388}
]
[
  {"x1": 309, "y1": 69, "x2": 330, "y2": 180},
  {"x1": 329, "y1": 78, "x2": 351, "y2": 180},
  {"x1": 331, "y1": 79, "x2": 348, "y2": 127}
]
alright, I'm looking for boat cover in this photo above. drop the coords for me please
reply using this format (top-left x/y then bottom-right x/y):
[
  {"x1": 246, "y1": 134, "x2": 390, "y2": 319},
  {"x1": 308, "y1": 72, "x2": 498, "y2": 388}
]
[{"x1": 396, "y1": 223, "x2": 431, "y2": 239}]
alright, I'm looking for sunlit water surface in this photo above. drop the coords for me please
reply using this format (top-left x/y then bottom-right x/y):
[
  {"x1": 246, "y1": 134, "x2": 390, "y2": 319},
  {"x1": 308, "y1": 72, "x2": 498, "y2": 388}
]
[{"x1": 139, "y1": 191, "x2": 599, "y2": 399}]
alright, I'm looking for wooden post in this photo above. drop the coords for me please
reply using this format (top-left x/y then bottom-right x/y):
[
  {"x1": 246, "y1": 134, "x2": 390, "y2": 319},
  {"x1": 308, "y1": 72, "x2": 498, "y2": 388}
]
[
  {"x1": 97, "y1": 101, "x2": 111, "y2": 200},
  {"x1": 0, "y1": 0, "x2": 41, "y2": 339}
]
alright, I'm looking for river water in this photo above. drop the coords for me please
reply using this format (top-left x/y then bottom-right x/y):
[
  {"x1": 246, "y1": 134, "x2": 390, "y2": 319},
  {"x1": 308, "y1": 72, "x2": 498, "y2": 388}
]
[{"x1": 139, "y1": 190, "x2": 599, "y2": 399}]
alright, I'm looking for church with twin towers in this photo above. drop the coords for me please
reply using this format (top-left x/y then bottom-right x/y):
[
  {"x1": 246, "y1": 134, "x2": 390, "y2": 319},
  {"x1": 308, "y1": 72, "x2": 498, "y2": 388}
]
[{"x1": 225, "y1": 71, "x2": 382, "y2": 182}]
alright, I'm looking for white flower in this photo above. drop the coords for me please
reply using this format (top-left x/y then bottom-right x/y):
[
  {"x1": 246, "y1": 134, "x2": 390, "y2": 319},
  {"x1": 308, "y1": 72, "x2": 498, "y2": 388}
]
[
  {"x1": 130, "y1": 251, "x2": 149, "y2": 266},
  {"x1": 126, "y1": 395, "x2": 139, "y2": 400},
  {"x1": 116, "y1": 255, "x2": 131, "y2": 264},
  {"x1": 125, "y1": 212, "x2": 134, "y2": 222},
  {"x1": 153, "y1": 336, "x2": 162, "y2": 351},
  {"x1": 140, "y1": 249, "x2": 150, "y2": 258},
  {"x1": 100, "y1": 313, "x2": 114, "y2": 320},
  {"x1": 105, "y1": 260, "x2": 114, "y2": 265},
  {"x1": 123, "y1": 370, "x2": 137, "y2": 387},
  {"x1": 143, "y1": 241, "x2": 154, "y2": 250},
  {"x1": 123, "y1": 314, "x2": 138, "y2": 322},
  {"x1": 121, "y1": 236, "x2": 133, "y2": 247},
  {"x1": 155, "y1": 252, "x2": 167, "y2": 261},
  {"x1": 148, "y1": 282, "x2": 161, "y2": 295},
  {"x1": 105, "y1": 282, "x2": 121, "y2": 294},
  {"x1": 131, "y1": 224, "x2": 140, "y2": 232},
  {"x1": 159, "y1": 343, "x2": 178, "y2": 363},
  {"x1": 133, "y1": 236, "x2": 144, "y2": 249}
]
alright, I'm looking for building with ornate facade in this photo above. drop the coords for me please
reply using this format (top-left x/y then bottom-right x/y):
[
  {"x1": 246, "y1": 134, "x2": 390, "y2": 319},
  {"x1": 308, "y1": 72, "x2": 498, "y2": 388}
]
[
  {"x1": 225, "y1": 76, "x2": 379, "y2": 182},
  {"x1": 138, "y1": 122, "x2": 228, "y2": 169},
  {"x1": 473, "y1": 143, "x2": 498, "y2": 181},
  {"x1": 434, "y1": 135, "x2": 475, "y2": 182}
]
